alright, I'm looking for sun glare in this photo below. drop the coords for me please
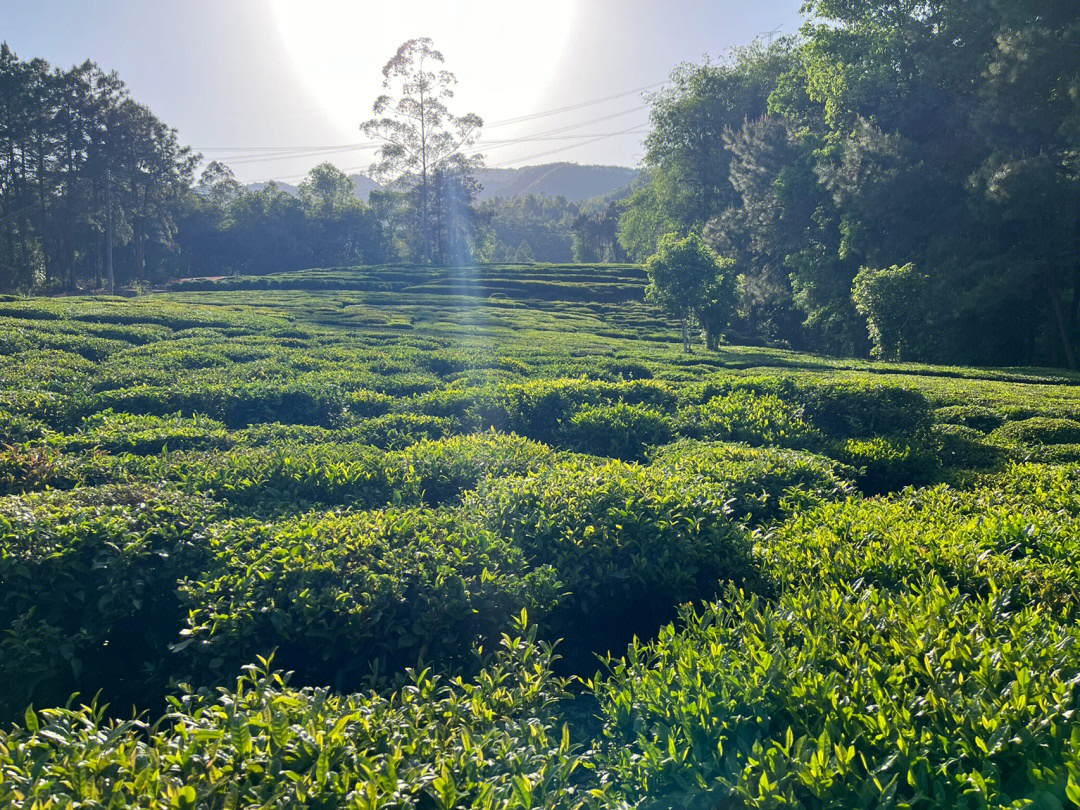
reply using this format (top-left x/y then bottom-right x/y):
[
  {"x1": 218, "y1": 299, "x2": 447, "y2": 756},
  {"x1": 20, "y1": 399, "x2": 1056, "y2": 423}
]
[{"x1": 269, "y1": 0, "x2": 578, "y2": 152}]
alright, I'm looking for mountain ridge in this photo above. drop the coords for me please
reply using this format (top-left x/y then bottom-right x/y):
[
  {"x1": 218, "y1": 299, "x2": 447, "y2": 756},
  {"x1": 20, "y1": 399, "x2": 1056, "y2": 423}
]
[{"x1": 245, "y1": 162, "x2": 639, "y2": 204}]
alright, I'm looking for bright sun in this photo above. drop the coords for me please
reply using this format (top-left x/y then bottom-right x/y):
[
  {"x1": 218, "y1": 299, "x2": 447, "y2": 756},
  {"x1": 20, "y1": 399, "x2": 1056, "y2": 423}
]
[{"x1": 269, "y1": 0, "x2": 578, "y2": 156}]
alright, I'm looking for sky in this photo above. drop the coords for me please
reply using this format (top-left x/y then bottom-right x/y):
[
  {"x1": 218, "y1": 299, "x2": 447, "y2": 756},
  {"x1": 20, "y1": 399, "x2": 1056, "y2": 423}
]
[{"x1": 2, "y1": 0, "x2": 804, "y2": 183}]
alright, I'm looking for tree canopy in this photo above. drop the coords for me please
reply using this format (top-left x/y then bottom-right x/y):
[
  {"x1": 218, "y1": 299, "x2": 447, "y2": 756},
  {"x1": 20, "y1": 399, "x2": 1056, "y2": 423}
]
[{"x1": 624, "y1": 1, "x2": 1080, "y2": 367}]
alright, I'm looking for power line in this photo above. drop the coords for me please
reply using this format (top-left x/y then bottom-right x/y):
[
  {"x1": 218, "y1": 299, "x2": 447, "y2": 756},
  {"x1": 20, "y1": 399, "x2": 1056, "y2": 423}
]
[
  {"x1": 193, "y1": 81, "x2": 665, "y2": 155},
  {"x1": 484, "y1": 122, "x2": 648, "y2": 169},
  {"x1": 230, "y1": 106, "x2": 650, "y2": 179},
  {"x1": 245, "y1": 120, "x2": 649, "y2": 185},
  {"x1": 479, "y1": 81, "x2": 663, "y2": 129}
]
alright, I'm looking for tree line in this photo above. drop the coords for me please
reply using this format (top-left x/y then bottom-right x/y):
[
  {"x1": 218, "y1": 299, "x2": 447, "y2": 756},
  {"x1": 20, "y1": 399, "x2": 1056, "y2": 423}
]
[
  {"x1": 5, "y1": 3, "x2": 1080, "y2": 369},
  {"x1": 0, "y1": 38, "x2": 632, "y2": 294},
  {"x1": 620, "y1": 0, "x2": 1080, "y2": 368}
]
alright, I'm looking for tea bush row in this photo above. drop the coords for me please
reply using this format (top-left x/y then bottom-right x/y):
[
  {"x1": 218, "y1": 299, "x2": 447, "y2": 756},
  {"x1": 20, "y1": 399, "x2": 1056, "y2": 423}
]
[
  {"x1": 0, "y1": 624, "x2": 585, "y2": 810},
  {"x1": 590, "y1": 578, "x2": 1080, "y2": 809},
  {"x1": 7, "y1": 578, "x2": 1080, "y2": 809},
  {"x1": 0, "y1": 435, "x2": 851, "y2": 718}
]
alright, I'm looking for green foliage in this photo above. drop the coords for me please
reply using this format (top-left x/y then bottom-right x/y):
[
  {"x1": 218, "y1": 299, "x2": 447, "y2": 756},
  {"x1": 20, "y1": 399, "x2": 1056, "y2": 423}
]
[
  {"x1": 2, "y1": 278, "x2": 1080, "y2": 805},
  {"x1": 651, "y1": 440, "x2": 855, "y2": 526},
  {"x1": 645, "y1": 232, "x2": 735, "y2": 351},
  {"x1": 683, "y1": 376, "x2": 931, "y2": 440},
  {"x1": 565, "y1": 402, "x2": 673, "y2": 461},
  {"x1": 0, "y1": 485, "x2": 221, "y2": 717},
  {"x1": 385, "y1": 431, "x2": 557, "y2": 505},
  {"x1": 676, "y1": 390, "x2": 819, "y2": 448},
  {"x1": 934, "y1": 404, "x2": 1005, "y2": 433},
  {"x1": 0, "y1": 625, "x2": 583, "y2": 809},
  {"x1": 993, "y1": 417, "x2": 1080, "y2": 447},
  {"x1": 65, "y1": 410, "x2": 232, "y2": 455},
  {"x1": 592, "y1": 579, "x2": 1080, "y2": 809},
  {"x1": 852, "y1": 263, "x2": 931, "y2": 361},
  {"x1": 0, "y1": 408, "x2": 53, "y2": 444},
  {"x1": 836, "y1": 434, "x2": 938, "y2": 495},
  {"x1": 931, "y1": 423, "x2": 1006, "y2": 473},
  {"x1": 468, "y1": 458, "x2": 754, "y2": 664},
  {"x1": 759, "y1": 466, "x2": 1080, "y2": 610},
  {"x1": 178, "y1": 508, "x2": 562, "y2": 688}
]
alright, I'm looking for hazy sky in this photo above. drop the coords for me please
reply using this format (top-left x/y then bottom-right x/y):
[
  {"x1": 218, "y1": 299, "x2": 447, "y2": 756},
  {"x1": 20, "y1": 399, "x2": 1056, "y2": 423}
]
[{"x1": 2, "y1": 0, "x2": 803, "y2": 183}]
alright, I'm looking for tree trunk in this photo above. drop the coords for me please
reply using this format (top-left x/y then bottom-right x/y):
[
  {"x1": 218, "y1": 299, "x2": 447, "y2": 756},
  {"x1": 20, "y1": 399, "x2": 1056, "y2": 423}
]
[
  {"x1": 135, "y1": 219, "x2": 145, "y2": 285},
  {"x1": 706, "y1": 327, "x2": 718, "y2": 351},
  {"x1": 1049, "y1": 288, "x2": 1077, "y2": 369}
]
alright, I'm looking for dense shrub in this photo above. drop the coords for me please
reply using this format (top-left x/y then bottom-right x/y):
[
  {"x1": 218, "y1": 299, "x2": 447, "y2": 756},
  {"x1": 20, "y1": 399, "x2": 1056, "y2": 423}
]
[
  {"x1": 650, "y1": 441, "x2": 855, "y2": 526},
  {"x1": 993, "y1": 416, "x2": 1080, "y2": 446},
  {"x1": 384, "y1": 431, "x2": 556, "y2": 505},
  {"x1": 232, "y1": 422, "x2": 340, "y2": 447},
  {"x1": 0, "y1": 626, "x2": 583, "y2": 809},
  {"x1": 683, "y1": 376, "x2": 931, "y2": 439},
  {"x1": 3, "y1": 277, "x2": 1080, "y2": 810},
  {"x1": 758, "y1": 479, "x2": 1080, "y2": 612},
  {"x1": 796, "y1": 380, "x2": 932, "y2": 438},
  {"x1": 0, "y1": 408, "x2": 53, "y2": 444},
  {"x1": 89, "y1": 382, "x2": 349, "y2": 428},
  {"x1": 0, "y1": 443, "x2": 86, "y2": 494},
  {"x1": 565, "y1": 402, "x2": 673, "y2": 461},
  {"x1": 64, "y1": 410, "x2": 232, "y2": 455},
  {"x1": 835, "y1": 434, "x2": 939, "y2": 494},
  {"x1": 468, "y1": 458, "x2": 754, "y2": 665},
  {"x1": 347, "y1": 412, "x2": 453, "y2": 449},
  {"x1": 0, "y1": 485, "x2": 221, "y2": 719},
  {"x1": 592, "y1": 579, "x2": 1080, "y2": 809},
  {"x1": 178, "y1": 508, "x2": 562, "y2": 688},
  {"x1": 177, "y1": 443, "x2": 390, "y2": 512},
  {"x1": 932, "y1": 423, "x2": 1007, "y2": 471},
  {"x1": 676, "y1": 390, "x2": 820, "y2": 448},
  {"x1": 409, "y1": 378, "x2": 678, "y2": 444},
  {"x1": 934, "y1": 404, "x2": 1005, "y2": 432}
]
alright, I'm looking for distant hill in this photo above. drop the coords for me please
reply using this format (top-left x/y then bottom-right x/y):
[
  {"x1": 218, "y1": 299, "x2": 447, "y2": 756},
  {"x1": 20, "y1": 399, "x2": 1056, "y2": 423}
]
[
  {"x1": 476, "y1": 163, "x2": 639, "y2": 202},
  {"x1": 245, "y1": 163, "x2": 638, "y2": 204},
  {"x1": 245, "y1": 173, "x2": 381, "y2": 200}
]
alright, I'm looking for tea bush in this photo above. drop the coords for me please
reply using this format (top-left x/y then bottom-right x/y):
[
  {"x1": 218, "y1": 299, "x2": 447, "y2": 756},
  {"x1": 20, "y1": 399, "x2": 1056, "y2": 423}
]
[
  {"x1": 650, "y1": 440, "x2": 856, "y2": 526},
  {"x1": 676, "y1": 390, "x2": 820, "y2": 448},
  {"x1": 0, "y1": 443, "x2": 86, "y2": 494},
  {"x1": 384, "y1": 431, "x2": 557, "y2": 505},
  {"x1": 993, "y1": 416, "x2": 1080, "y2": 446},
  {"x1": 934, "y1": 404, "x2": 1005, "y2": 432},
  {"x1": 565, "y1": 402, "x2": 673, "y2": 461},
  {"x1": 0, "y1": 624, "x2": 584, "y2": 810},
  {"x1": 591, "y1": 579, "x2": 1080, "y2": 809},
  {"x1": 347, "y1": 412, "x2": 452, "y2": 449},
  {"x1": 183, "y1": 443, "x2": 390, "y2": 512},
  {"x1": 931, "y1": 423, "x2": 1007, "y2": 472},
  {"x1": 683, "y1": 376, "x2": 932, "y2": 439},
  {"x1": 758, "y1": 475, "x2": 1080, "y2": 612},
  {"x1": 0, "y1": 407, "x2": 53, "y2": 444},
  {"x1": 64, "y1": 410, "x2": 233, "y2": 455},
  {"x1": 88, "y1": 381, "x2": 350, "y2": 428},
  {"x1": 835, "y1": 434, "x2": 939, "y2": 494},
  {"x1": 178, "y1": 508, "x2": 562, "y2": 688},
  {"x1": 1, "y1": 275, "x2": 1080, "y2": 806},
  {"x1": 468, "y1": 458, "x2": 755, "y2": 665},
  {"x1": 0, "y1": 485, "x2": 221, "y2": 718}
]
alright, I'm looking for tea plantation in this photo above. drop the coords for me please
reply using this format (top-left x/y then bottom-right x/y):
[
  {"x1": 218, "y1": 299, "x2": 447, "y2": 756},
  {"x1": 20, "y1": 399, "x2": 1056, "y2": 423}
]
[{"x1": 2, "y1": 264, "x2": 1080, "y2": 808}]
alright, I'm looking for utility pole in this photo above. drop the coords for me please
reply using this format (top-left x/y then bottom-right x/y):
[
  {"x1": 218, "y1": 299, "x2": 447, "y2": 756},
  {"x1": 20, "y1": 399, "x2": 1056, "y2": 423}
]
[
  {"x1": 105, "y1": 166, "x2": 114, "y2": 295},
  {"x1": 757, "y1": 26, "x2": 781, "y2": 46}
]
